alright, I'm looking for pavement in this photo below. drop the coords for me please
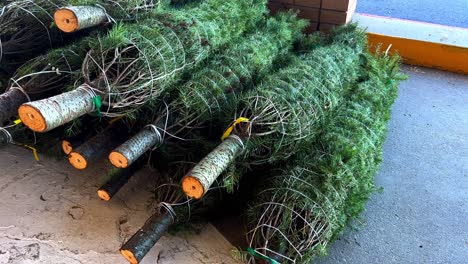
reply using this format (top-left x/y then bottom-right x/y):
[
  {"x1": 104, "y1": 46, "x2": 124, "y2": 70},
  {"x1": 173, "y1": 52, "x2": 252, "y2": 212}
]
[
  {"x1": 357, "y1": 0, "x2": 468, "y2": 28},
  {"x1": 0, "y1": 147, "x2": 239, "y2": 264},
  {"x1": 317, "y1": 65, "x2": 468, "y2": 264}
]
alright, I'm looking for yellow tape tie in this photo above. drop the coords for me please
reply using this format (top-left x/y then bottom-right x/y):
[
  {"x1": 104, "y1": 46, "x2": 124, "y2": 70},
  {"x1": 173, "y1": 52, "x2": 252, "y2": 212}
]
[
  {"x1": 14, "y1": 119, "x2": 22, "y2": 125},
  {"x1": 221, "y1": 117, "x2": 249, "y2": 141},
  {"x1": 23, "y1": 145, "x2": 39, "y2": 161}
]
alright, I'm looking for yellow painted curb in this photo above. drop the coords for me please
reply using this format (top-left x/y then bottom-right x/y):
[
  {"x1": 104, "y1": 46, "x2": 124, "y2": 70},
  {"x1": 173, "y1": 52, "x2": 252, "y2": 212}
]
[{"x1": 367, "y1": 33, "x2": 468, "y2": 75}]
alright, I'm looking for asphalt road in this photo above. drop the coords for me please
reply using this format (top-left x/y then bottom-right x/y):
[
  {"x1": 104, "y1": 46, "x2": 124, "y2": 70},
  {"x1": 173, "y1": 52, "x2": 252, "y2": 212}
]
[
  {"x1": 317, "y1": 66, "x2": 468, "y2": 264},
  {"x1": 357, "y1": 0, "x2": 468, "y2": 28}
]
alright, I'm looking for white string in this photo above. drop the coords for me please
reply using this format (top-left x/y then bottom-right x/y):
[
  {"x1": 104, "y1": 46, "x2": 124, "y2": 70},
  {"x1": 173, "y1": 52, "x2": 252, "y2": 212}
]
[
  {"x1": 77, "y1": 84, "x2": 98, "y2": 111},
  {"x1": 8, "y1": 83, "x2": 31, "y2": 102},
  {"x1": 94, "y1": 4, "x2": 116, "y2": 24},
  {"x1": 145, "y1": 124, "x2": 163, "y2": 150},
  {"x1": 159, "y1": 202, "x2": 177, "y2": 223},
  {"x1": 228, "y1": 134, "x2": 245, "y2": 150},
  {"x1": 0, "y1": 126, "x2": 13, "y2": 144}
]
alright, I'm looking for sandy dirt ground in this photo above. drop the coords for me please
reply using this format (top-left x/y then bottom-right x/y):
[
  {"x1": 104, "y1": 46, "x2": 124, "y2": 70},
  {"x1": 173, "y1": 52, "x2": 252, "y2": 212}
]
[{"x1": 0, "y1": 145, "x2": 240, "y2": 264}]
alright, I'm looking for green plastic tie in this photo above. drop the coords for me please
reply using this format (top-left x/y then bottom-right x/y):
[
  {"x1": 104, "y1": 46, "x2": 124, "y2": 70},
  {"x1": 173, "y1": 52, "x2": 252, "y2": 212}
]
[
  {"x1": 93, "y1": 96, "x2": 102, "y2": 117},
  {"x1": 247, "y1": 247, "x2": 280, "y2": 264}
]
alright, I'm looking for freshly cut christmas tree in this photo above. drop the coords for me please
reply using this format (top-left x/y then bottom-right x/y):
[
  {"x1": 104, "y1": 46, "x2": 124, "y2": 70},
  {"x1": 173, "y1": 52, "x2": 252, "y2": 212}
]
[
  {"x1": 19, "y1": 0, "x2": 267, "y2": 133},
  {"x1": 181, "y1": 27, "x2": 367, "y2": 200},
  {"x1": 0, "y1": 0, "x2": 80, "y2": 73},
  {"x1": 245, "y1": 50, "x2": 406, "y2": 263},
  {"x1": 0, "y1": 37, "x2": 92, "y2": 126},
  {"x1": 108, "y1": 13, "x2": 307, "y2": 169}
]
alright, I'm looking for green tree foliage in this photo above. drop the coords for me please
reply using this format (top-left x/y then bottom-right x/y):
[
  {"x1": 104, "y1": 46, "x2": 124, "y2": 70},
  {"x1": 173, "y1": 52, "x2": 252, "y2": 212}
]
[{"x1": 246, "y1": 49, "x2": 407, "y2": 263}]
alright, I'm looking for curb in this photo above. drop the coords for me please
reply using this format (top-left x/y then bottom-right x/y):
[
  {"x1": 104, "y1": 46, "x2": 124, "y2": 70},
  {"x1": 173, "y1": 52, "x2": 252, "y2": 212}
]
[{"x1": 354, "y1": 14, "x2": 468, "y2": 75}]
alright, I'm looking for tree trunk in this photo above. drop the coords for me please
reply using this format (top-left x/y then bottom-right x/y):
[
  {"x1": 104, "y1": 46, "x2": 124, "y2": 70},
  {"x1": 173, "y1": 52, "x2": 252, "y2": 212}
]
[
  {"x1": 18, "y1": 87, "x2": 95, "y2": 133},
  {"x1": 68, "y1": 123, "x2": 128, "y2": 170},
  {"x1": 97, "y1": 164, "x2": 140, "y2": 201},
  {"x1": 0, "y1": 89, "x2": 28, "y2": 126},
  {"x1": 120, "y1": 212, "x2": 173, "y2": 264},
  {"x1": 181, "y1": 136, "x2": 243, "y2": 199},
  {"x1": 109, "y1": 127, "x2": 161, "y2": 168},
  {"x1": 54, "y1": 6, "x2": 108, "y2": 33}
]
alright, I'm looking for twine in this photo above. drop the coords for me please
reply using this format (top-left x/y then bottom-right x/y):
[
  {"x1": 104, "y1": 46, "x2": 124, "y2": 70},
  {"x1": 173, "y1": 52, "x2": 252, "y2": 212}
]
[
  {"x1": 159, "y1": 202, "x2": 177, "y2": 224},
  {"x1": 145, "y1": 124, "x2": 163, "y2": 149},
  {"x1": 0, "y1": 126, "x2": 13, "y2": 144},
  {"x1": 77, "y1": 84, "x2": 101, "y2": 115},
  {"x1": 9, "y1": 83, "x2": 31, "y2": 102}
]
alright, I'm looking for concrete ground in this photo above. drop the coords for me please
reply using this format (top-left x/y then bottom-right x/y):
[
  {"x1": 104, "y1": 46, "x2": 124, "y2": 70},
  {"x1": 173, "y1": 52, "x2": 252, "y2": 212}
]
[
  {"x1": 317, "y1": 66, "x2": 468, "y2": 264},
  {"x1": 358, "y1": 0, "x2": 468, "y2": 28},
  {"x1": 0, "y1": 147, "x2": 239, "y2": 264}
]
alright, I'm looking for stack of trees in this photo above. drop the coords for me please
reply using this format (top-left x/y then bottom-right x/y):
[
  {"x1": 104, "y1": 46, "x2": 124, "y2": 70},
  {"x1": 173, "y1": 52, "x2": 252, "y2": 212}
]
[{"x1": 0, "y1": 0, "x2": 406, "y2": 263}]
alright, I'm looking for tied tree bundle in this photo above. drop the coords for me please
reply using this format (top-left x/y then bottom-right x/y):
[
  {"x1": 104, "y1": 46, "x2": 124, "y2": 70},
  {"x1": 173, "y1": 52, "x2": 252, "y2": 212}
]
[
  {"x1": 54, "y1": 0, "x2": 163, "y2": 33},
  {"x1": 0, "y1": 37, "x2": 91, "y2": 126},
  {"x1": 0, "y1": 0, "x2": 73, "y2": 73},
  {"x1": 246, "y1": 51, "x2": 406, "y2": 263},
  {"x1": 120, "y1": 159, "x2": 221, "y2": 264},
  {"x1": 181, "y1": 30, "x2": 367, "y2": 199},
  {"x1": 120, "y1": 176, "x2": 186, "y2": 264},
  {"x1": 108, "y1": 13, "x2": 307, "y2": 169},
  {"x1": 19, "y1": 0, "x2": 267, "y2": 133}
]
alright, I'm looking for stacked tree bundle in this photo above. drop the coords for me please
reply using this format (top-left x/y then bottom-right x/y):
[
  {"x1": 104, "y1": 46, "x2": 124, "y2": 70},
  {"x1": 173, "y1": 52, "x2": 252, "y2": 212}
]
[
  {"x1": 0, "y1": 0, "x2": 406, "y2": 263},
  {"x1": 245, "y1": 49, "x2": 405, "y2": 263}
]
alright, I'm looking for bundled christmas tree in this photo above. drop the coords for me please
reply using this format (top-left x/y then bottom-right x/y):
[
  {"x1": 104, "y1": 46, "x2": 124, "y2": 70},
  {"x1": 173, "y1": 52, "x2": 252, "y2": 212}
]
[
  {"x1": 18, "y1": 0, "x2": 267, "y2": 133},
  {"x1": 0, "y1": 33, "x2": 100, "y2": 128},
  {"x1": 107, "y1": 12, "x2": 307, "y2": 169},
  {"x1": 181, "y1": 26, "x2": 367, "y2": 200},
  {"x1": 0, "y1": 0, "x2": 80, "y2": 74},
  {"x1": 245, "y1": 49, "x2": 406, "y2": 263}
]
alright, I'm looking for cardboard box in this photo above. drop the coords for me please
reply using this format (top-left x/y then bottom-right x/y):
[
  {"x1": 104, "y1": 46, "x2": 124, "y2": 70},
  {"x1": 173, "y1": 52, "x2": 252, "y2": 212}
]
[
  {"x1": 267, "y1": 0, "x2": 358, "y2": 32},
  {"x1": 320, "y1": 0, "x2": 357, "y2": 24},
  {"x1": 322, "y1": 0, "x2": 357, "y2": 11}
]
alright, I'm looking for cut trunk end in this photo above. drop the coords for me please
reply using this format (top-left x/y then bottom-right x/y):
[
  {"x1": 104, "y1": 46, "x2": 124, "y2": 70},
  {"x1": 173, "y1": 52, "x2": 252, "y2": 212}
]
[
  {"x1": 62, "y1": 140, "x2": 73, "y2": 155},
  {"x1": 109, "y1": 128, "x2": 161, "y2": 169},
  {"x1": 55, "y1": 6, "x2": 108, "y2": 33},
  {"x1": 97, "y1": 190, "x2": 111, "y2": 201},
  {"x1": 68, "y1": 122, "x2": 129, "y2": 170},
  {"x1": 120, "y1": 212, "x2": 173, "y2": 264},
  {"x1": 181, "y1": 176, "x2": 205, "y2": 200},
  {"x1": 17, "y1": 104, "x2": 47, "y2": 132},
  {"x1": 19, "y1": 87, "x2": 95, "y2": 133},
  {"x1": 181, "y1": 135, "x2": 244, "y2": 199},
  {"x1": 69, "y1": 152, "x2": 88, "y2": 170},
  {"x1": 62, "y1": 135, "x2": 88, "y2": 155},
  {"x1": 108, "y1": 151, "x2": 129, "y2": 168},
  {"x1": 97, "y1": 165, "x2": 140, "y2": 201}
]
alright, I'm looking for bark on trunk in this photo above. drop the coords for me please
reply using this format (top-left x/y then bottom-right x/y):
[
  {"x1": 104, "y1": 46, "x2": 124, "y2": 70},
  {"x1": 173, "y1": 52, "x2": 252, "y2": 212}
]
[
  {"x1": 55, "y1": 6, "x2": 108, "y2": 33},
  {"x1": 120, "y1": 212, "x2": 173, "y2": 264},
  {"x1": 181, "y1": 136, "x2": 243, "y2": 199},
  {"x1": 18, "y1": 87, "x2": 95, "y2": 133},
  {"x1": 0, "y1": 89, "x2": 28, "y2": 126},
  {"x1": 109, "y1": 128, "x2": 161, "y2": 168},
  {"x1": 97, "y1": 164, "x2": 140, "y2": 201},
  {"x1": 69, "y1": 123, "x2": 128, "y2": 170}
]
